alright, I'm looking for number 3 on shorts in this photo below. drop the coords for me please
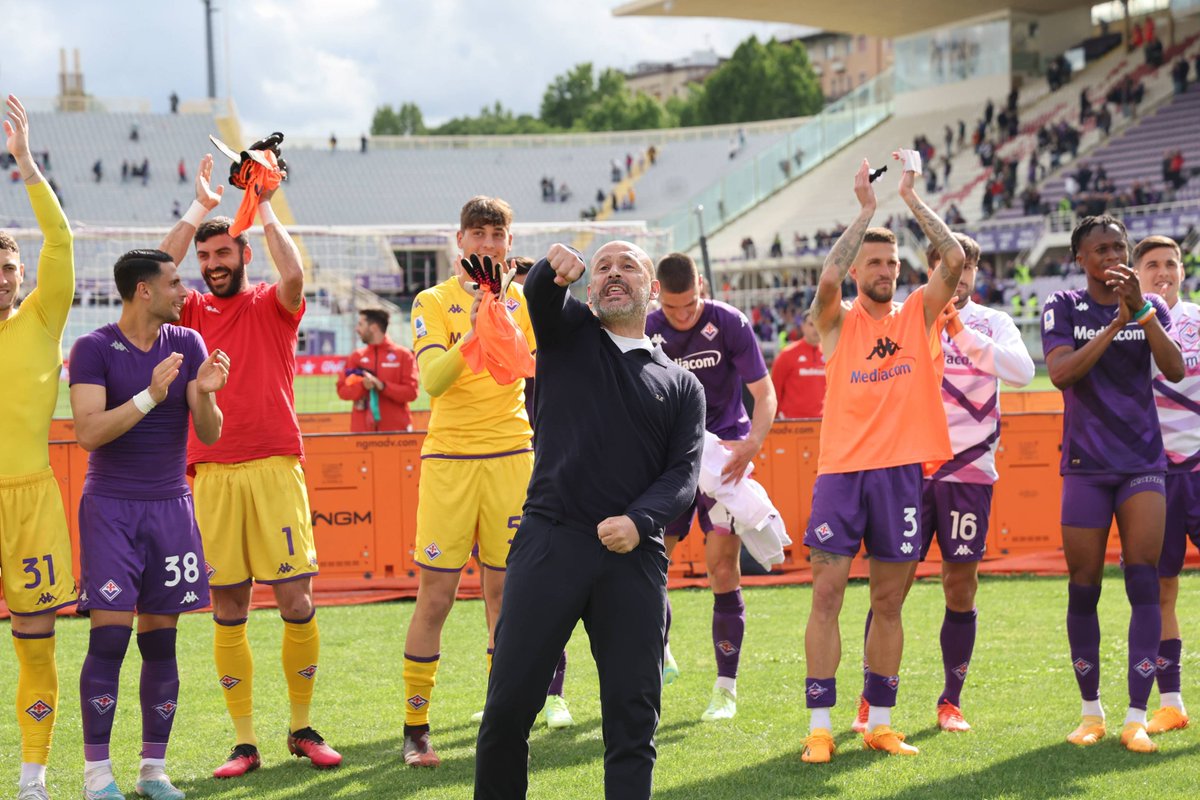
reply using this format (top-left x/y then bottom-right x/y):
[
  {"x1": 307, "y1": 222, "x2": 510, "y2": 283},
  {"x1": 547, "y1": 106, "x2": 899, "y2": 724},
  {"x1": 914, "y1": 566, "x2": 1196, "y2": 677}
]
[
  {"x1": 902, "y1": 507, "x2": 918, "y2": 538},
  {"x1": 164, "y1": 552, "x2": 201, "y2": 587}
]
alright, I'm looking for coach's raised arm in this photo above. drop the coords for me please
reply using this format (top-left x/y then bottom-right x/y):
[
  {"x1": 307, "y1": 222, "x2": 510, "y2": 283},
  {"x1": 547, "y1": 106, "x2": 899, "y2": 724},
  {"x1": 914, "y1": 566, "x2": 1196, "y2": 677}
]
[{"x1": 477, "y1": 241, "x2": 704, "y2": 800}]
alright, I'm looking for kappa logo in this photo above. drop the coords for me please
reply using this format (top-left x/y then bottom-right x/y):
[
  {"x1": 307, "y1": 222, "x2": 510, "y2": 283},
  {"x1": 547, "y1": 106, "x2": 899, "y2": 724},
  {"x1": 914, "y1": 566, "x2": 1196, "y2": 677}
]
[
  {"x1": 424, "y1": 542, "x2": 442, "y2": 561},
  {"x1": 1075, "y1": 301, "x2": 1089, "y2": 311},
  {"x1": 866, "y1": 337, "x2": 901, "y2": 360},
  {"x1": 805, "y1": 682, "x2": 828, "y2": 700},
  {"x1": 79, "y1": 590, "x2": 89, "y2": 605},
  {"x1": 277, "y1": 563, "x2": 295, "y2": 575},
  {"x1": 413, "y1": 298, "x2": 423, "y2": 309},
  {"x1": 1073, "y1": 657, "x2": 1093, "y2": 676},
  {"x1": 109, "y1": 340, "x2": 129, "y2": 352},
  {"x1": 448, "y1": 304, "x2": 465, "y2": 314},
  {"x1": 204, "y1": 305, "x2": 221, "y2": 314},
  {"x1": 900, "y1": 542, "x2": 914, "y2": 555},
  {"x1": 407, "y1": 694, "x2": 428, "y2": 711},
  {"x1": 25, "y1": 701, "x2": 53, "y2": 722},
  {"x1": 89, "y1": 694, "x2": 117, "y2": 716},
  {"x1": 952, "y1": 662, "x2": 970, "y2": 681},
  {"x1": 219, "y1": 675, "x2": 241, "y2": 690},
  {"x1": 701, "y1": 321, "x2": 719, "y2": 341},
  {"x1": 650, "y1": 332, "x2": 666, "y2": 347},
  {"x1": 814, "y1": 523, "x2": 834, "y2": 543},
  {"x1": 716, "y1": 640, "x2": 739, "y2": 656},
  {"x1": 181, "y1": 591, "x2": 199, "y2": 605},
  {"x1": 884, "y1": 675, "x2": 900, "y2": 690},
  {"x1": 1156, "y1": 655, "x2": 1174, "y2": 670},
  {"x1": 154, "y1": 700, "x2": 178, "y2": 720},
  {"x1": 99, "y1": 579, "x2": 122, "y2": 602},
  {"x1": 505, "y1": 297, "x2": 520, "y2": 313},
  {"x1": 36, "y1": 592, "x2": 56, "y2": 606},
  {"x1": 953, "y1": 545, "x2": 973, "y2": 557},
  {"x1": 298, "y1": 664, "x2": 318, "y2": 680},
  {"x1": 1134, "y1": 657, "x2": 1157, "y2": 678}
]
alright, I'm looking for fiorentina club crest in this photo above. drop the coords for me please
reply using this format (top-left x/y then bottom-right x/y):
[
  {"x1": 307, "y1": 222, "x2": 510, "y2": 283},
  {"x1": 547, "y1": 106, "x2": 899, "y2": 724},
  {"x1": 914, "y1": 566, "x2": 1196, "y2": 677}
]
[
  {"x1": 219, "y1": 675, "x2": 242, "y2": 690},
  {"x1": 1134, "y1": 658, "x2": 1157, "y2": 678},
  {"x1": 952, "y1": 662, "x2": 970, "y2": 681},
  {"x1": 154, "y1": 700, "x2": 178, "y2": 720},
  {"x1": 424, "y1": 542, "x2": 442, "y2": 561},
  {"x1": 1157, "y1": 655, "x2": 1174, "y2": 670},
  {"x1": 806, "y1": 682, "x2": 828, "y2": 700},
  {"x1": 884, "y1": 675, "x2": 900, "y2": 690},
  {"x1": 407, "y1": 694, "x2": 428, "y2": 711},
  {"x1": 506, "y1": 297, "x2": 520, "y2": 313},
  {"x1": 99, "y1": 579, "x2": 122, "y2": 602},
  {"x1": 701, "y1": 322, "x2": 719, "y2": 341},
  {"x1": 716, "y1": 640, "x2": 739, "y2": 656},
  {"x1": 1073, "y1": 658, "x2": 1093, "y2": 676},
  {"x1": 298, "y1": 665, "x2": 318, "y2": 680},
  {"x1": 89, "y1": 694, "x2": 117, "y2": 715},
  {"x1": 814, "y1": 523, "x2": 834, "y2": 543},
  {"x1": 25, "y1": 701, "x2": 53, "y2": 722},
  {"x1": 205, "y1": 561, "x2": 216, "y2": 579}
]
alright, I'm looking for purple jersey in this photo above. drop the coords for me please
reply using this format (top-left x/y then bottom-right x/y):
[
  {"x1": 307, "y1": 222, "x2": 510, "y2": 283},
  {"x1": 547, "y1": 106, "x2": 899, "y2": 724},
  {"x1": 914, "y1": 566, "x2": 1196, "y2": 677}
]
[
  {"x1": 1040, "y1": 289, "x2": 1170, "y2": 475},
  {"x1": 646, "y1": 300, "x2": 768, "y2": 440},
  {"x1": 69, "y1": 323, "x2": 208, "y2": 499}
]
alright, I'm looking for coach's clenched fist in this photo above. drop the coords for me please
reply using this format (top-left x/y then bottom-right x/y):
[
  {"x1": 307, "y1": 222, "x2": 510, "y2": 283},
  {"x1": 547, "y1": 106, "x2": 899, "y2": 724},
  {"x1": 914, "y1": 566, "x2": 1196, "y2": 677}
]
[
  {"x1": 597, "y1": 515, "x2": 640, "y2": 553},
  {"x1": 547, "y1": 243, "x2": 585, "y2": 287}
]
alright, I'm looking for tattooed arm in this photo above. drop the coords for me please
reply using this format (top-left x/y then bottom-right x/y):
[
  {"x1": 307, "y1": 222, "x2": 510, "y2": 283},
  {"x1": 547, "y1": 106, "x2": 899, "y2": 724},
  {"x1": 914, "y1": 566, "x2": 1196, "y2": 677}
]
[
  {"x1": 893, "y1": 149, "x2": 965, "y2": 330},
  {"x1": 811, "y1": 159, "x2": 876, "y2": 354}
]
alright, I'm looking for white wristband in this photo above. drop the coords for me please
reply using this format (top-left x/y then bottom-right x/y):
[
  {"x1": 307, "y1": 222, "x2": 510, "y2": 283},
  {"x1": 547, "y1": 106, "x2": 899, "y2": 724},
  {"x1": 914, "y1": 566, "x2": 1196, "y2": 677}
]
[
  {"x1": 183, "y1": 200, "x2": 208, "y2": 228},
  {"x1": 259, "y1": 201, "x2": 279, "y2": 227},
  {"x1": 899, "y1": 148, "x2": 923, "y2": 175},
  {"x1": 132, "y1": 389, "x2": 158, "y2": 415}
]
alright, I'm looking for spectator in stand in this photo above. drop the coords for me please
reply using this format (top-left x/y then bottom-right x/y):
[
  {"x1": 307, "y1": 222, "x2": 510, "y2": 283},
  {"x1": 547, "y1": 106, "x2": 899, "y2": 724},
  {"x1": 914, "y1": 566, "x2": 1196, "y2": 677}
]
[
  {"x1": 169, "y1": 91, "x2": 179, "y2": 113},
  {"x1": 92, "y1": 159, "x2": 102, "y2": 183},
  {"x1": 140, "y1": 158, "x2": 149, "y2": 186},
  {"x1": 772, "y1": 311, "x2": 825, "y2": 419},
  {"x1": 1145, "y1": 33, "x2": 1164, "y2": 69},
  {"x1": 943, "y1": 125, "x2": 953, "y2": 155},
  {"x1": 770, "y1": 234, "x2": 783, "y2": 258},
  {"x1": 557, "y1": 183, "x2": 571, "y2": 203},
  {"x1": 1131, "y1": 20, "x2": 1144, "y2": 48},
  {"x1": 741, "y1": 236, "x2": 757, "y2": 260},
  {"x1": 1174, "y1": 58, "x2": 1190, "y2": 95},
  {"x1": 625, "y1": 153, "x2": 633, "y2": 176},
  {"x1": 647, "y1": 144, "x2": 657, "y2": 165},
  {"x1": 1079, "y1": 88, "x2": 1092, "y2": 124},
  {"x1": 1021, "y1": 185, "x2": 1042, "y2": 216},
  {"x1": 336, "y1": 309, "x2": 419, "y2": 433},
  {"x1": 329, "y1": 132, "x2": 337, "y2": 151},
  {"x1": 121, "y1": 160, "x2": 129, "y2": 183},
  {"x1": 957, "y1": 119, "x2": 966, "y2": 149},
  {"x1": 129, "y1": 123, "x2": 139, "y2": 142},
  {"x1": 177, "y1": 159, "x2": 187, "y2": 184},
  {"x1": 1194, "y1": 52, "x2": 1200, "y2": 87},
  {"x1": 1076, "y1": 162, "x2": 1094, "y2": 192},
  {"x1": 984, "y1": 99, "x2": 994, "y2": 128},
  {"x1": 360, "y1": 134, "x2": 368, "y2": 154},
  {"x1": 1096, "y1": 103, "x2": 1113, "y2": 137}
]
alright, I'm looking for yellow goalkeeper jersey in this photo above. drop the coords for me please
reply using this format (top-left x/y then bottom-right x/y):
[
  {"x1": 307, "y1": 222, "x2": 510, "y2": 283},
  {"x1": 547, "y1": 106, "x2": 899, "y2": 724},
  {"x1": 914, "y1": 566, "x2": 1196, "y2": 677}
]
[
  {"x1": 0, "y1": 181, "x2": 74, "y2": 476},
  {"x1": 412, "y1": 275, "x2": 535, "y2": 456}
]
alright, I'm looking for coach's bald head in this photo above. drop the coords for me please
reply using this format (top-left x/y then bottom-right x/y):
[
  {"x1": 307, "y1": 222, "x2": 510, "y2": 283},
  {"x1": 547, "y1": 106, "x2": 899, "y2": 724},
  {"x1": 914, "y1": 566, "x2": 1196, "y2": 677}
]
[{"x1": 588, "y1": 241, "x2": 659, "y2": 333}]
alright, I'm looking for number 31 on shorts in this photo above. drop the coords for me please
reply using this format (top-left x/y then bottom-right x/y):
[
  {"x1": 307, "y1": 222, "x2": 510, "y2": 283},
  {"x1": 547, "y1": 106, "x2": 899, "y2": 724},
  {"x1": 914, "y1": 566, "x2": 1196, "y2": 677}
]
[{"x1": 164, "y1": 552, "x2": 201, "y2": 587}]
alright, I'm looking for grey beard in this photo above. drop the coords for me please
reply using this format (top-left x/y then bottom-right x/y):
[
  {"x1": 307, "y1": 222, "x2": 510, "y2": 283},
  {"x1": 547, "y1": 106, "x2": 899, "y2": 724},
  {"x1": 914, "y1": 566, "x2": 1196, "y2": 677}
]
[{"x1": 595, "y1": 286, "x2": 650, "y2": 324}]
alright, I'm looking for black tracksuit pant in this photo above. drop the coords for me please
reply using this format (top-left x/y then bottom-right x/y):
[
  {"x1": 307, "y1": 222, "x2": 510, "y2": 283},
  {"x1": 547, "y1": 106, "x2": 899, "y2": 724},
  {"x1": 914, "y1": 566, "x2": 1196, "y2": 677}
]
[{"x1": 474, "y1": 513, "x2": 668, "y2": 800}]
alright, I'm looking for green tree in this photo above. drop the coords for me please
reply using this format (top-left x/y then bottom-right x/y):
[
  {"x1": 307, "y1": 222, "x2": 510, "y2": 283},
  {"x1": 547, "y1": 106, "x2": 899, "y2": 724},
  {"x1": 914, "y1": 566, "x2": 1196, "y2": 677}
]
[
  {"x1": 540, "y1": 63, "x2": 600, "y2": 129},
  {"x1": 432, "y1": 101, "x2": 553, "y2": 136},
  {"x1": 370, "y1": 101, "x2": 426, "y2": 135},
  {"x1": 681, "y1": 37, "x2": 823, "y2": 126}
]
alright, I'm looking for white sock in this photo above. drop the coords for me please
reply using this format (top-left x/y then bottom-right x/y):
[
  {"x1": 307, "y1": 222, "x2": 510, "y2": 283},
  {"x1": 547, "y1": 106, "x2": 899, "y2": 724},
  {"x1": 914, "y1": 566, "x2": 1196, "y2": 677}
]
[
  {"x1": 1161, "y1": 692, "x2": 1185, "y2": 712},
  {"x1": 83, "y1": 759, "x2": 114, "y2": 792},
  {"x1": 809, "y1": 708, "x2": 831, "y2": 732},
  {"x1": 1081, "y1": 699, "x2": 1104, "y2": 718},
  {"x1": 139, "y1": 757, "x2": 167, "y2": 782},
  {"x1": 715, "y1": 676, "x2": 736, "y2": 695},
  {"x1": 1125, "y1": 707, "x2": 1147, "y2": 726},
  {"x1": 664, "y1": 643, "x2": 675, "y2": 662},
  {"x1": 19, "y1": 763, "x2": 46, "y2": 787},
  {"x1": 866, "y1": 705, "x2": 891, "y2": 730}
]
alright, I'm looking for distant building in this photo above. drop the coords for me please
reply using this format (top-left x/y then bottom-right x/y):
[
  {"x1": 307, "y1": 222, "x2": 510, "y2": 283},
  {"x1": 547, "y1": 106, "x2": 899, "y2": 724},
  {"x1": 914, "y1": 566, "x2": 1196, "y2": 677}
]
[
  {"x1": 624, "y1": 49, "x2": 721, "y2": 102},
  {"x1": 788, "y1": 32, "x2": 893, "y2": 101}
]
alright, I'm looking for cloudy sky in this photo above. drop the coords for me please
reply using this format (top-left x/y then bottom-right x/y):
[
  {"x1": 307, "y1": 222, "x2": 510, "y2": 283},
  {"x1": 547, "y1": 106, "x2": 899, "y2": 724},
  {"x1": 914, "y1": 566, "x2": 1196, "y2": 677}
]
[{"x1": 2, "y1": 1, "x2": 806, "y2": 137}]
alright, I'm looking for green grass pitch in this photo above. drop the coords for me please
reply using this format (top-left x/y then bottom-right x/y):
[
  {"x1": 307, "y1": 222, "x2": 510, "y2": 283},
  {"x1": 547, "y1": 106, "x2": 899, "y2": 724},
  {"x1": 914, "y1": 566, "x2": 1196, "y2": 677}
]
[{"x1": 3, "y1": 570, "x2": 1198, "y2": 798}]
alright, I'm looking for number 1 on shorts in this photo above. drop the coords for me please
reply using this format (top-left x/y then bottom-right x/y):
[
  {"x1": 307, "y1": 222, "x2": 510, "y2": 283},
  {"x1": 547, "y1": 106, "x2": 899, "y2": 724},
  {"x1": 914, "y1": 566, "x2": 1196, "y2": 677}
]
[{"x1": 283, "y1": 526, "x2": 295, "y2": 556}]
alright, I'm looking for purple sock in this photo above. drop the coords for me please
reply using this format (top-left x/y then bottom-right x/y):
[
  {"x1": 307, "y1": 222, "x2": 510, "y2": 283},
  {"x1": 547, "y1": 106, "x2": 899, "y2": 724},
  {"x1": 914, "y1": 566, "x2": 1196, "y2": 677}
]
[
  {"x1": 664, "y1": 595, "x2": 672, "y2": 646},
  {"x1": 1125, "y1": 565, "x2": 1162, "y2": 710},
  {"x1": 863, "y1": 671, "x2": 899, "y2": 708},
  {"x1": 138, "y1": 628, "x2": 179, "y2": 760},
  {"x1": 547, "y1": 650, "x2": 567, "y2": 697},
  {"x1": 80, "y1": 625, "x2": 132, "y2": 762},
  {"x1": 712, "y1": 589, "x2": 745, "y2": 680},
  {"x1": 1067, "y1": 583, "x2": 1102, "y2": 701},
  {"x1": 805, "y1": 677, "x2": 836, "y2": 709},
  {"x1": 862, "y1": 609, "x2": 873, "y2": 693},
  {"x1": 1157, "y1": 638, "x2": 1183, "y2": 695},
  {"x1": 939, "y1": 608, "x2": 977, "y2": 707}
]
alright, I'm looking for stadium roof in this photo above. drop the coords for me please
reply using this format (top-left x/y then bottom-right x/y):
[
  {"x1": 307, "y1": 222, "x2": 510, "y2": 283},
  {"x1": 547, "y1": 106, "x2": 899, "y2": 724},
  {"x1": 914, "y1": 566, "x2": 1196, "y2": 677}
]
[{"x1": 613, "y1": 0, "x2": 1097, "y2": 38}]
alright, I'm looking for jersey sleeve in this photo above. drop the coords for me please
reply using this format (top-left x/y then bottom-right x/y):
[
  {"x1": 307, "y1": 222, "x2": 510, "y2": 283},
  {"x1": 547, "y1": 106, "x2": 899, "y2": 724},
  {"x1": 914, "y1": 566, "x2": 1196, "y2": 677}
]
[
  {"x1": 412, "y1": 290, "x2": 450, "y2": 359},
  {"x1": 1151, "y1": 294, "x2": 1172, "y2": 332},
  {"x1": 726, "y1": 307, "x2": 769, "y2": 383},
  {"x1": 1040, "y1": 292, "x2": 1075, "y2": 355},
  {"x1": 182, "y1": 328, "x2": 210, "y2": 383},
  {"x1": 26, "y1": 180, "x2": 75, "y2": 339},
  {"x1": 268, "y1": 283, "x2": 304, "y2": 327},
  {"x1": 67, "y1": 334, "x2": 107, "y2": 388}
]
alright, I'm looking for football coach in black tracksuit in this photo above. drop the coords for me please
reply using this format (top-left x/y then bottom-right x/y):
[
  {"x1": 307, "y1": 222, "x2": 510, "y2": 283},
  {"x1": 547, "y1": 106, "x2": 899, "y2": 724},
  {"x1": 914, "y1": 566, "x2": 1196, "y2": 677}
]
[{"x1": 475, "y1": 241, "x2": 705, "y2": 800}]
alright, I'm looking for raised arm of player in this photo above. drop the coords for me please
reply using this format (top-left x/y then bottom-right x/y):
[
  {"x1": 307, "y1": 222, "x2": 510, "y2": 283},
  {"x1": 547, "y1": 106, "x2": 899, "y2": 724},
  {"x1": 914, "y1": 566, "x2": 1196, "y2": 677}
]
[
  {"x1": 7, "y1": 95, "x2": 74, "y2": 334},
  {"x1": 159, "y1": 154, "x2": 223, "y2": 266},
  {"x1": 951, "y1": 314, "x2": 1036, "y2": 387},
  {"x1": 187, "y1": 349, "x2": 229, "y2": 445},
  {"x1": 811, "y1": 159, "x2": 875, "y2": 345},
  {"x1": 71, "y1": 353, "x2": 183, "y2": 451},
  {"x1": 259, "y1": 186, "x2": 304, "y2": 313},
  {"x1": 893, "y1": 149, "x2": 966, "y2": 330},
  {"x1": 1110, "y1": 264, "x2": 1184, "y2": 381}
]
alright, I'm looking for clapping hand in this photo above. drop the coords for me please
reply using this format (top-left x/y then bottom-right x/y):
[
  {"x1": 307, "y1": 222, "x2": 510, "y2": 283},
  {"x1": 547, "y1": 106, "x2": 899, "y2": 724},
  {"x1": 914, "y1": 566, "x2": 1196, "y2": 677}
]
[{"x1": 196, "y1": 349, "x2": 231, "y2": 394}]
